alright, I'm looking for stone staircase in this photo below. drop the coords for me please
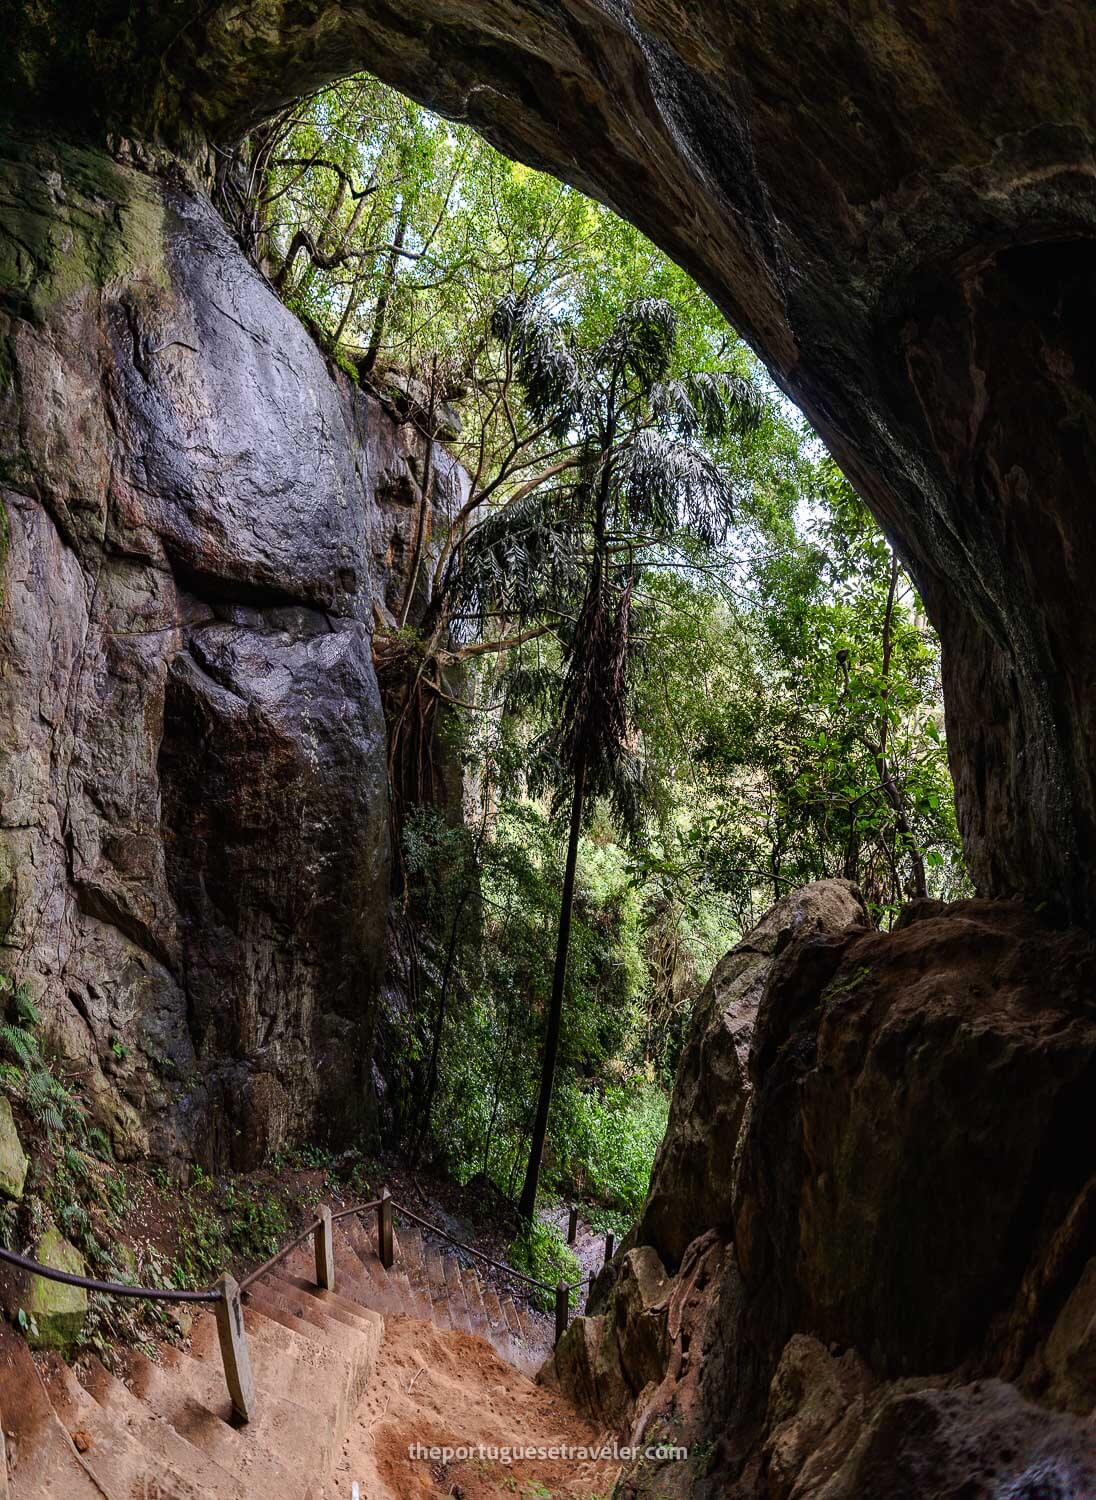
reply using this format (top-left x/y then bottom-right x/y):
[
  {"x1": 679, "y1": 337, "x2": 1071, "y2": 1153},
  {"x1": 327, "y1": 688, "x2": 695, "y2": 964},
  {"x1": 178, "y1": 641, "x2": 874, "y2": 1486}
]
[
  {"x1": 327, "y1": 1210, "x2": 551, "y2": 1377},
  {"x1": 0, "y1": 1210, "x2": 552, "y2": 1496}
]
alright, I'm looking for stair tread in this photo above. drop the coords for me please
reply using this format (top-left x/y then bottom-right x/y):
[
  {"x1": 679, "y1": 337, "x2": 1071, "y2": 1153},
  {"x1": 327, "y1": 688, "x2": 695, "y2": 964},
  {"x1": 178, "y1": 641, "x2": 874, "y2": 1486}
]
[
  {"x1": 467, "y1": 1273, "x2": 493, "y2": 1336},
  {"x1": 513, "y1": 1300, "x2": 538, "y2": 1344},
  {"x1": 272, "y1": 1272, "x2": 386, "y2": 1334},
  {"x1": 501, "y1": 1295, "x2": 524, "y2": 1339},
  {"x1": 124, "y1": 1343, "x2": 343, "y2": 1483},
  {"x1": 119, "y1": 1347, "x2": 300, "y2": 1490},
  {"x1": 41, "y1": 1353, "x2": 214, "y2": 1500},
  {"x1": 82, "y1": 1354, "x2": 266, "y2": 1495},
  {"x1": 0, "y1": 1326, "x2": 104, "y2": 1499},
  {"x1": 186, "y1": 1304, "x2": 362, "y2": 1406},
  {"x1": 397, "y1": 1223, "x2": 424, "y2": 1273},
  {"x1": 245, "y1": 1282, "x2": 372, "y2": 1363}
]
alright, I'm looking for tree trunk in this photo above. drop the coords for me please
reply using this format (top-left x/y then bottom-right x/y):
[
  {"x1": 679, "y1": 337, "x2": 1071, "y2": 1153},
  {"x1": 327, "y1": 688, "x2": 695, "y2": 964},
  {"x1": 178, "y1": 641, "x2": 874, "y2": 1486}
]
[{"x1": 517, "y1": 752, "x2": 587, "y2": 1219}]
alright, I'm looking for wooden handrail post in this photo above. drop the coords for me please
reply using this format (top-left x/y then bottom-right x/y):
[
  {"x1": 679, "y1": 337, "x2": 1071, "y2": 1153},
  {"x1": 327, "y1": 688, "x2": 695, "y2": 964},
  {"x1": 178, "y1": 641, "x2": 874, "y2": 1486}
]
[
  {"x1": 215, "y1": 1274, "x2": 256, "y2": 1423},
  {"x1": 377, "y1": 1187, "x2": 394, "y2": 1269},
  {"x1": 554, "y1": 1280, "x2": 569, "y2": 1347},
  {"x1": 314, "y1": 1205, "x2": 335, "y2": 1292},
  {"x1": 566, "y1": 1206, "x2": 578, "y2": 1244},
  {"x1": 604, "y1": 1231, "x2": 614, "y2": 1267}
]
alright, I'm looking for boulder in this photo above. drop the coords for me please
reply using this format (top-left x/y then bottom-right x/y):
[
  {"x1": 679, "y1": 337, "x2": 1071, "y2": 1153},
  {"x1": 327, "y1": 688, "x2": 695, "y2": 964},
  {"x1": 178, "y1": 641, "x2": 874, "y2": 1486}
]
[
  {"x1": 636, "y1": 880, "x2": 867, "y2": 1267},
  {"x1": 557, "y1": 891, "x2": 1096, "y2": 1496},
  {"x1": 0, "y1": 134, "x2": 461, "y2": 1167},
  {"x1": 0, "y1": 1098, "x2": 28, "y2": 1201},
  {"x1": 735, "y1": 899, "x2": 1096, "y2": 1381},
  {"x1": 25, "y1": 1229, "x2": 88, "y2": 1352}
]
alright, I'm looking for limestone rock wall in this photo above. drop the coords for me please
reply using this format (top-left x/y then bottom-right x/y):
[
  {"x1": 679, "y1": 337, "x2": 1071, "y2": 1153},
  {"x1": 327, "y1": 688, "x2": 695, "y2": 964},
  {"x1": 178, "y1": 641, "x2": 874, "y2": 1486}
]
[{"x1": 0, "y1": 128, "x2": 461, "y2": 1167}]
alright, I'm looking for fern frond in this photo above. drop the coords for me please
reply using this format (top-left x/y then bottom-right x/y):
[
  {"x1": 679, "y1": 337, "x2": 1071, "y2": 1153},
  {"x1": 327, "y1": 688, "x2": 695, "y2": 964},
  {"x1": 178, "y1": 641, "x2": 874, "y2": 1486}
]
[{"x1": 0, "y1": 1024, "x2": 38, "y2": 1068}]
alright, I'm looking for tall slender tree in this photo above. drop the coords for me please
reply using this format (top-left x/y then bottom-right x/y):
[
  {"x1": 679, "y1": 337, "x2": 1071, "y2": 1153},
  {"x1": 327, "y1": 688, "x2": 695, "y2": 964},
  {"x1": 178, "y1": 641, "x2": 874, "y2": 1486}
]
[{"x1": 448, "y1": 295, "x2": 765, "y2": 1218}]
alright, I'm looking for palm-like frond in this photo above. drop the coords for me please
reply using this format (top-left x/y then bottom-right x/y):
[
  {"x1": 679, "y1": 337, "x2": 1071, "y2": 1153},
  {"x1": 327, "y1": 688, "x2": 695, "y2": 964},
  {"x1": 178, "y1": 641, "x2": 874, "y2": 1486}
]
[
  {"x1": 688, "y1": 370, "x2": 766, "y2": 439},
  {"x1": 492, "y1": 294, "x2": 582, "y2": 438},
  {"x1": 447, "y1": 486, "x2": 586, "y2": 637},
  {"x1": 502, "y1": 663, "x2": 564, "y2": 717},
  {"x1": 597, "y1": 298, "x2": 678, "y2": 390},
  {"x1": 614, "y1": 429, "x2": 735, "y2": 547}
]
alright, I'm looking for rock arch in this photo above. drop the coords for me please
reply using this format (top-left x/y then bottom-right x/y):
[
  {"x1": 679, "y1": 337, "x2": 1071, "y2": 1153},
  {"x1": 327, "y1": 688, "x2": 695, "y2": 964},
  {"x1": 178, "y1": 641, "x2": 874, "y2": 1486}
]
[{"x1": 15, "y1": 0, "x2": 1093, "y2": 920}]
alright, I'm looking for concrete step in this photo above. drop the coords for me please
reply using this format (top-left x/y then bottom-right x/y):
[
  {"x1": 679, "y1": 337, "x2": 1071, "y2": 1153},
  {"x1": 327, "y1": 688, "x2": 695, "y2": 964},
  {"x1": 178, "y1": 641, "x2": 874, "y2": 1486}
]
[
  {"x1": 513, "y1": 1298, "x2": 539, "y2": 1345},
  {"x1": 118, "y1": 1346, "x2": 300, "y2": 1493},
  {"x1": 244, "y1": 1282, "x2": 373, "y2": 1375},
  {"x1": 128, "y1": 1313, "x2": 351, "y2": 1482},
  {"x1": 444, "y1": 1255, "x2": 472, "y2": 1332},
  {"x1": 336, "y1": 1221, "x2": 404, "y2": 1315},
  {"x1": 272, "y1": 1272, "x2": 386, "y2": 1340},
  {"x1": 396, "y1": 1223, "x2": 424, "y2": 1274},
  {"x1": 40, "y1": 1353, "x2": 212, "y2": 1500},
  {"x1": 501, "y1": 1295, "x2": 523, "y2": 1341},
  {"x1": 0, "y1": 1325, "x2": 105, "y2": 1499},
  {"x1": 81, "y1": 1354, "x2": 263, "y2": 1496},
  {"x1": 481, "y1": 1284, "x2": 506, "y2": 1329},
  {"x1": 422, "y1": 1251, "x2": 453, "y2": 1329},
  {"x1": 462, "y1": 1269, "x2": 490, "y2": 1336}
]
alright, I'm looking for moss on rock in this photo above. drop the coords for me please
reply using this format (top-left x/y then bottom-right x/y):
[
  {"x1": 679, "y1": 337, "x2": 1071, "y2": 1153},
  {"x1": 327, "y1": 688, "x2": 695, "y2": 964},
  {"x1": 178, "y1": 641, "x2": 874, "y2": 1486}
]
[
  {"x1": 25, "y1": 1226, "x2": 88, "y2": 1350},
  {"x1": 0, "y1": 1097, "x2": 27, "y2": 1201},
  {"x1": 0, "y1": 127, "x2": 166, "y2": 323}
]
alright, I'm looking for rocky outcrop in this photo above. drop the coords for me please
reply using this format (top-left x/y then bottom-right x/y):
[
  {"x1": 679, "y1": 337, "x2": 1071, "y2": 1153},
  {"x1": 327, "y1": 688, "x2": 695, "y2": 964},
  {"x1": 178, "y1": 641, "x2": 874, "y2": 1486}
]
[
  {"x1": 635, "y1": 881, "x2": 867, "y2": 1269},
  {"x1": 7, "y1": 2, "x2": 1096, "y2": 927},
  {"x1": 546, "y1": 889, "x2": 1096, "y2": 1496},
  {"x1": 0, "y1": 1097, "x2": 27, "y2": 1201},
  {"x1": 0, "y1": 129, "x2": 464, "y2": 1166}
]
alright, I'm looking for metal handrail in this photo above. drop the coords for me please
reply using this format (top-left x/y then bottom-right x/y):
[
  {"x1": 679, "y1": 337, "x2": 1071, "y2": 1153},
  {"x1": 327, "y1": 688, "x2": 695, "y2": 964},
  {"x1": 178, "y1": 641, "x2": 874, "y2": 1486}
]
[
  {"x1": 0, "y1": 1245, "x2": 222, "y2": 1301},
  {"x1": 391, "y1": 1203, "x2": 559, "y2": 1292}
]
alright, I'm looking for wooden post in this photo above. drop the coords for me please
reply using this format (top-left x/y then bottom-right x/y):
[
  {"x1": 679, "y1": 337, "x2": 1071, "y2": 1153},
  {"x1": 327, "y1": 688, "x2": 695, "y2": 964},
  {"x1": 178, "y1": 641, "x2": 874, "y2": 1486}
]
[
  {"x1": 554, "y1": 1280, "x2": 569, "y2": 1347},
  {"x1": 566, "y1": 1206, "x2": 578, "y2": 1244},
  {"x1": 604, "y1": 1231, "x2": 614, "y2": 1267},
  {"x1": 314, "y1": 1204, "x2": 335, "y2": 1292},
  {"x1": 377, "y1": 1187, "x2": 394, "y2": 1269},
  {"x1": 215, "y1": 1274, "x2": 256, "y2": 1423}
]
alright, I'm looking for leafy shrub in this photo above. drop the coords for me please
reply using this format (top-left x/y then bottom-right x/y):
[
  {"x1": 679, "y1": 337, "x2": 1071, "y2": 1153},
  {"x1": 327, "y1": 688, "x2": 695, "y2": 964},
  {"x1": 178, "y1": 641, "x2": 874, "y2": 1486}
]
[{"x1": 508, "y1": 1218, "x2": 582, "y2": 1311}]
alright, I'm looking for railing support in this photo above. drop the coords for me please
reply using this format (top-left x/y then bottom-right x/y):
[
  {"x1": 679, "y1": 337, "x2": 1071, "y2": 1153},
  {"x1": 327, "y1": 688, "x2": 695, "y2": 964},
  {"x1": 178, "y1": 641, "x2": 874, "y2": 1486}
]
[
  {"x1": 377, "y1": 1187, "x2": 394, "y2": 1269},
  {"x1": 554, "y1": 1280, "x2": 569, "y2": 1347},
  {"x1": 215, "y1": 1274, "x2": 256, "y2": 1423},
  {"x1": 314, "y1": 1204, "x2": 335, "y2": 1292},
  {"x1": 567, "y1": 1206, "x2": 578, "y2": 1244},
  {"x1": 604, "y1": 1231, "x2": 614, "y2": 1267}
]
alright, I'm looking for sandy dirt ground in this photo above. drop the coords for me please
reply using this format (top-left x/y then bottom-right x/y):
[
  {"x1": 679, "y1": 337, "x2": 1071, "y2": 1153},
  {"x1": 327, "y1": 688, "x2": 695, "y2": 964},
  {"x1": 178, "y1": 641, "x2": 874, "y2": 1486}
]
[{"x1": 322, "y1": 1314, "x2": 621, "y2": 1499}]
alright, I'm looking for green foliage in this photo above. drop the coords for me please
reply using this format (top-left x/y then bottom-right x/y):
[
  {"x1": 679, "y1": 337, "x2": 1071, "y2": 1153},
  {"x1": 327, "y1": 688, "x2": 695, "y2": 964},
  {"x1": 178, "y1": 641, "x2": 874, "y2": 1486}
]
[
  {"x1": 244, "y1": 70, "x2": 969, "y2": 1234},
  {"x1": 0, "y1": 974, "x2": 84, "y2": 1139},
  {"x1": 170, "y1": 1172, "x2": 291, "y2": 1289},
  {"x1": 508, "y1": 1218, "x2": 581, "y2": 1311},
  {"x1": 551, "y1": 1083, "x2": 669, "y2": 1215}
]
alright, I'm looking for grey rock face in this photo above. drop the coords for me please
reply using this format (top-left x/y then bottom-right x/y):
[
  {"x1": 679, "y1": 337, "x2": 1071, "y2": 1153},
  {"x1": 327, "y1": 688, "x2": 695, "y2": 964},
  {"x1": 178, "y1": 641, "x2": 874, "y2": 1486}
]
[
  {"x1": 0, "y1": 132, "x2": 458, "y2": 1166},
  {"x1": 10, "y1": 0, "x2": 1096, "y2": 924}
]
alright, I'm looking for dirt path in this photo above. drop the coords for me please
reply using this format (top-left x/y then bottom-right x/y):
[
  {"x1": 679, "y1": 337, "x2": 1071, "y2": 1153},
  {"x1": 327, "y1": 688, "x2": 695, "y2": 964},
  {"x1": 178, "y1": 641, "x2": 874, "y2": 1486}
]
[{"x1": 323, "y1": 1313, "x2": 620, "y2": 1499}]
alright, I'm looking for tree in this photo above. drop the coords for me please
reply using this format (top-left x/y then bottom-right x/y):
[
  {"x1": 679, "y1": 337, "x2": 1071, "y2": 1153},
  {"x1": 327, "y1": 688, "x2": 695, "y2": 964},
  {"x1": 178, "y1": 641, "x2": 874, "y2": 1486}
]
[{"x1": 449, "y1": 295, "x2": 764, "y2": 1217}]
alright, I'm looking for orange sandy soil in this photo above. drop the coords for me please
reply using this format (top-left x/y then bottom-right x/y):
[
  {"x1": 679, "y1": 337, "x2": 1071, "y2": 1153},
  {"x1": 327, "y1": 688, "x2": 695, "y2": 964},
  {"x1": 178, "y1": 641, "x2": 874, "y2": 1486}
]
[{"x1": 323, "y1": 1315, "x2": 620, "y2": 1500}]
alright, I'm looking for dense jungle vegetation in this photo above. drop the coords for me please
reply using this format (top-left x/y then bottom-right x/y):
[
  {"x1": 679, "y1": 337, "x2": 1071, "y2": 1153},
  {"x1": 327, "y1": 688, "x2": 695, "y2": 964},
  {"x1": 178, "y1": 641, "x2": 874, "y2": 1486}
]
[{"x1": 218, "y1": 73, "x2": 969, "y2": 1267}]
